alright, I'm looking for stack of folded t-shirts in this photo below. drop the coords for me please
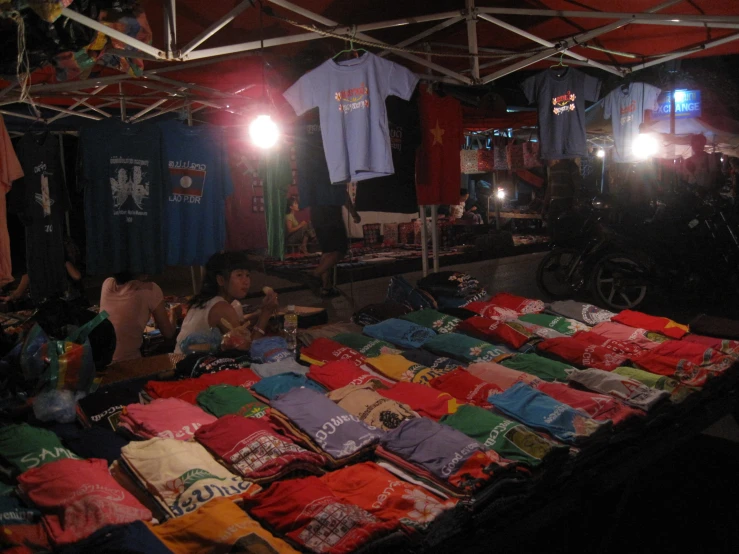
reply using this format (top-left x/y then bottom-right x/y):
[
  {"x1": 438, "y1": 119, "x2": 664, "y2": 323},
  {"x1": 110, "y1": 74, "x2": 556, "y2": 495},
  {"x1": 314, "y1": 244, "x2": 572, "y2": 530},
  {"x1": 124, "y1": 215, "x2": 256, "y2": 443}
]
[
  {"x1": 250, "y1": 357, "x2": 307, "y2": 378},
  {"x1": 0, "y1": 423, "x2": 80, "y2": 476},
  {"x1": 547, "y1": 300, "x2": 616, "y2": 326},
  {"x1": 117, "y1": 397, "x2": 217, "y2": 440},
  {"x1": 571, "y1": 329, "x2": 652, "y2": 358},
  {"x1": 457, "y1": 317, "x2": 537, "y2": 351},
  {"x1": 488, "y1": 382, "x2": 612, "y2": 446},
  {"x1": 499, "y1": 353, "x2": 575, "y2": 382},
  {"x1": 612, "y1": 366, "x2": 698, "y2": 403},
  {"x1": 682, "y1": 333, "x2": 739, "y2": 359},
  {"x1": 487, "y1": 293, "x2": 546, "y2": 315},
  {"x1": 401, "y1": 348, "x2": 467, "y2": 370},
  {"x1": 428, "y1": 369, "x2": 502, "y2": 408},
  {"x1": 376, "y1": 417, "x2": 522, "y2": 499},
  {"x1": 307, "y1": 360, "x2": 393, "y2": 391},
  {"x1": 17, "y1": 458, "x2": 152, "y2": 546},
  {"x1": 611, "y1": 309, "x2": 689, "y2": 339},
  {"x1": 365, "y1": 353, "x2": 456, "y2": 385},
  {"x1": 298, "y1": 321, "x2": 363, "y2": 347},
  {"x1": 517, "y1": 313, "x2": 590, "y2": 336},
  {"x1": 567, "y1": 368, "x2": 670, "y2": 412},
  {"x1": 399, "y1": 309, "x2": 462, "y2": 334},
  {"x1": 362, "y1": 319, "x2": 437, "y2": 349},
  {"x1": 332, "y1": 333, "x2": 403, "y2": 357},
  {"x1": 76, "y1": 375, "x2": 152, "y2": 430},
  {"x1": 194, "y1": 415, "x2": 327, "y2": 484},
  {"x1": 467, "y1": 361, "x2": 542, "y2": 390},
  {"x1": 299, "y1": 337, "x2": 368, "y2": 367},
  {"x1": 423, "y1": 332, "x2": 512, "y2": 364},
  {"x1": 441, "y1": 404, "x2": 569, "y2": 469},
  {"x1": 435, "y1": 289, "x2": 489, "y2": 310},
  {"x1": 244, "y1": 476, "x2": 399, "y2": 554},
  {"x1": 378, "y1": 382, "x2": 461, "y2": 421},
  {"x1": 174, "y1": 352, "x2": 250, "y2": 379},
  {"x1": 417, "y1": 271, "x2": 481, "y2": 299},
  {"x1": 587, "y1": 321, "x2": 669, "y2": 348},
  {"x1": 251, "y1": 372, "x2": 326, "y2": 401},
  {"x1": 352, "y1": 302, "x2": 412, "y2": 326},
  {"x1": 251, "y1": 336, "x2": 294, "y2": 364},
  {"x1": 144, "y1": 368, "x2": 261, "y2": 404},
  {"x1": 535, "y1": 336, "x2": 629, "y2": 371},
  {"x1": 120, "y1": 437, "x2": 258, "y2": 518},
  {"x1": 326, "y1": 383, "x2": 418, "y2": 431},
  {"x1": 196, "y1": 385, "x2": 270, "y2": 418},
  {"x1": 148, "y1": 496, "x2": 298, "y2": 553},
  {"x1": 269, "y1": 388, "x2": 383, "y2": 467},
  {"x1": 319, "y1": 461, "x2": 459, "y2": 537}
]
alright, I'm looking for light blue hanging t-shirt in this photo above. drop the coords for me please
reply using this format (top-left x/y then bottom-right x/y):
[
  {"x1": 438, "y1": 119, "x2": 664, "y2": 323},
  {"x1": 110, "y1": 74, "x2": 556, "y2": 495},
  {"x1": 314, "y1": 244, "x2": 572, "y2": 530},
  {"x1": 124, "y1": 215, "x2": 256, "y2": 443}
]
[
  {"x1": 158, "y1": 120, "x2": 234, "y2": 266},
  {"x1": 283, "y1": 52, "x2": 419, "y2": 184}
]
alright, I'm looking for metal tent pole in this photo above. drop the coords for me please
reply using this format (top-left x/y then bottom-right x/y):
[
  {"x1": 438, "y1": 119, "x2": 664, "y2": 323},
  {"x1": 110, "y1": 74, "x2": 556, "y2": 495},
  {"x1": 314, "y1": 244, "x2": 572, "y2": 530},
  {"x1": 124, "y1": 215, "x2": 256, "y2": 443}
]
[
  {"x1": 431, "y1": 206, "x2": 439, "y2": 273},
  {"x1": 419, "y1": 206, "x2": 429, "y2": 277}
]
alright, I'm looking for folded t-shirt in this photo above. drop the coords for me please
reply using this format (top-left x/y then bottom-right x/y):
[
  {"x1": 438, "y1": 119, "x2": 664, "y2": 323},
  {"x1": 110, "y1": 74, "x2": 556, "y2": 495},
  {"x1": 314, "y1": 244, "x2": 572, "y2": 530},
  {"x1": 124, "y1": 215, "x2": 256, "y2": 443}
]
[
  {"x1": 363, "y1": 319, "x2": 437, "y2": 349},
  {"x1": 196, "y1": 385, "x2": 269, "y2": 418},
  {"x1": 307, "y1": 360, "x2": 393, "y2": 391},
  {"x1": 252, "y1": 372, "x2": 326, "y2": 400},
  {"x1": 378, "y1": 382, "x2": 461, "y2": 421}
]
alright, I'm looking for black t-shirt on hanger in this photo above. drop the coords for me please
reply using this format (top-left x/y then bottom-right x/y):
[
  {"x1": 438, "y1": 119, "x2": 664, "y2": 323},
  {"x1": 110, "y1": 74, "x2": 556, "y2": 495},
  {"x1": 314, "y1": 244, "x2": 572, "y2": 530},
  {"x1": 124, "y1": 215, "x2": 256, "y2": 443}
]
[
  {"x1": 355, "y1": 95, "x2": 421, "y2": 213},
  {"x1": 13, "y1": 132, "x2": 70, "y2": 302}
]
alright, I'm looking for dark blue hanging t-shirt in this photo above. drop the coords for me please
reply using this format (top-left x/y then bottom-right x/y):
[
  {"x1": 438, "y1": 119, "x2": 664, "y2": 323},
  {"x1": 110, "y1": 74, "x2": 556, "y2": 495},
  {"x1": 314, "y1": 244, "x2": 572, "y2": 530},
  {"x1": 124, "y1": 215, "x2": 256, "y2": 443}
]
[
  {"x1": 294, "y1": 115, "x2": 346, "y2": 209},
  {"x1": 157, "y1": 121, "x2": 234, "y2": 266},
  {"x1": 80, "y1": 121, "x2": 166, "y2": 275}
]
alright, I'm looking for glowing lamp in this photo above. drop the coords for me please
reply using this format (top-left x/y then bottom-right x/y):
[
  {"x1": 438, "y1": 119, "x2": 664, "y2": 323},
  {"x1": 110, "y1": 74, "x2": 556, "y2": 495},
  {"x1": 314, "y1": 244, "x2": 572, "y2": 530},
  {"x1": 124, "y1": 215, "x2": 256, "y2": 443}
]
[
  {"x1": 633, "y1": 133, "x2": 659, "y2": 159},
  {"x1": 496, "y1": 188, "x2": 506, "y2": 200},
  {"x1": 249, "y1": 114, "x2": 279, "y2": 149},
  {"x1": 596, "y1": 149, "x2": 605, "y2": 158}
]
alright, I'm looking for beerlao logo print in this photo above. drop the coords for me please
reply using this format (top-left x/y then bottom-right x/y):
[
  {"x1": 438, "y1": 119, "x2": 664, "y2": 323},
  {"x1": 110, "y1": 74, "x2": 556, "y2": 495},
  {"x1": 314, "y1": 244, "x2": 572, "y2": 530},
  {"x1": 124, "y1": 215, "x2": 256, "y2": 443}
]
[
  {"x1": 335, "y1": 82, "x2": 370, "y2": 113},
  {"x1": 552, "y1": 90, "x2": 577, "y2": 115}
]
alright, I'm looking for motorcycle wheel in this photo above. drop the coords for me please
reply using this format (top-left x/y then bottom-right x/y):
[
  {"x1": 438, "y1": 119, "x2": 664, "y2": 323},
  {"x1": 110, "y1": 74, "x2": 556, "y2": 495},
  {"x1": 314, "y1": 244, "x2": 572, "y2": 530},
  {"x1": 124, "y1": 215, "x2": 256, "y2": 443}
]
[
  {"x1": 590, "y1": 252, "x2": 648, "y2": 311},
  {"x1": 536, "y1": 248, "x2": 586, "y2": 299}
]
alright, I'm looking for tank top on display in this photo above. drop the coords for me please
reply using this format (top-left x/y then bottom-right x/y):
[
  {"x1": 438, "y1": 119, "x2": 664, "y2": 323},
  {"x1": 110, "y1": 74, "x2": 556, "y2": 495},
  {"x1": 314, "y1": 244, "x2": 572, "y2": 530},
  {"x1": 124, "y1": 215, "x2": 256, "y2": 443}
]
[{"x1": 175, "y1": 296, "x2": 226, "y2": 354}]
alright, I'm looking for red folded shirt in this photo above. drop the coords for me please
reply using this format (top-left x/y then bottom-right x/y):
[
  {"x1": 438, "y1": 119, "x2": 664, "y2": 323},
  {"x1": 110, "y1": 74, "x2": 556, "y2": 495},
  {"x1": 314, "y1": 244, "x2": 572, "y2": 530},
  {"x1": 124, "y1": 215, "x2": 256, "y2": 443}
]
[
  {"x1": 488, "y1": 293, "x2": 545, "y2": 314},
  {"x1": 244, "y1": 476, "x2": 397, "y2": 554},
  {"x1": 571, "y1": 330, "x2": 648, "y2": 358},
  {"x1": 17, "y1": 458, "x2": 151, "y2": 546},
  {"x1": 301, "y1": 338, "x2": 368, "y2": 367},
  {"x1": 429, "y1": 369, "x2": 502, "y2": 407},
  {"x1": 457, "y1": 317, "x2": 533, "y2": 350},
  {"x1": 308, "y1": 360, "x2": 393, "y2": 391},
  {"x1": 145, "y1": 368, "x2": 261, "y2": 404},
  {"x1": 634, "y1": 339, "x2": 735, "y2": 387},
  {"x1": 536, "y1": 337, "x2": 628, "y2": 370},
  {"x1": 611, "y1": 310, "x2": 689, "y2": 339},
  {"x1": 378, "y1": 382, "x2": 461, "y2": 421},
  {"x1": 536, "y1": 382, "x2": 643, "y2": 426}
]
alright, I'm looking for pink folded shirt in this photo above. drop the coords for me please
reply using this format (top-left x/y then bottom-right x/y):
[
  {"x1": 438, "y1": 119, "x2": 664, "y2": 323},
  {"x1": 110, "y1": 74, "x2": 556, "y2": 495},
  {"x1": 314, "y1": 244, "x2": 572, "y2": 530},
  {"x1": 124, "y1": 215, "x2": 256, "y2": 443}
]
[{"x1": 118, "y1": 397, "x2": 216, "y2": 440}]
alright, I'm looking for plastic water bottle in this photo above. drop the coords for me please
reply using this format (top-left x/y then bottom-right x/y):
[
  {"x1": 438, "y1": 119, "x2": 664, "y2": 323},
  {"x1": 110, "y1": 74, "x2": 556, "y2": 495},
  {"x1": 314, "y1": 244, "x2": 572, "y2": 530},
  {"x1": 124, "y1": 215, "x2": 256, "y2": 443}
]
[{"x1": 284, "y1": 305, "x2": 298, "y2": 351}]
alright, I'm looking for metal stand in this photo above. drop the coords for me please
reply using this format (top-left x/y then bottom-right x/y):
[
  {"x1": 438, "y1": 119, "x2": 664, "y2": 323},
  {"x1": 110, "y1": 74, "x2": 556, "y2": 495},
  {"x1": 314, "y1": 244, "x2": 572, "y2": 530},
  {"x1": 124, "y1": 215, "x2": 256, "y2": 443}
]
[
  {"x1": 430, "y1": 205, "x2": 439, "y2": 273},
  {"x1": 419, "y1": 205, "x2": 429, "y2": 277}
]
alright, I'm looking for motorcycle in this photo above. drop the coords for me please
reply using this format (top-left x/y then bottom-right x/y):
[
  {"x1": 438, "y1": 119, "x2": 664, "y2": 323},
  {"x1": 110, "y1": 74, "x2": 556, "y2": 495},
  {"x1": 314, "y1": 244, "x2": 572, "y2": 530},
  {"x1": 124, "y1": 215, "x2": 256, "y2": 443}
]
[{"x1": 537, "y1": 191, "x2": 739, "y2": 311}]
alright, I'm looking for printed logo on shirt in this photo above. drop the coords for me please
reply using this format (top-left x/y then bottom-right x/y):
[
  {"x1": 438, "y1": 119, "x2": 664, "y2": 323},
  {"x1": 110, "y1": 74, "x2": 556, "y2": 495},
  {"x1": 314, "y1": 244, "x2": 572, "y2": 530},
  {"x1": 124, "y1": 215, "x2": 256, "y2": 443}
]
[
  {"x1": 389, "y1": 125, "x2": 403, "y2": 152},
  {"x1": 334, "y1": 83, "x2": 370, "y2": 113},
  {"x1": 168, "y1": 160, "x2": 207, "y2": 204},
  {"x1": 620, "y1": 99, "x2": 637, "y2": 125},
  {"x1": 109, "y1": 158, "x2": 151, "y2": 220},
  {"x1": 33, "y1": 162, "x2": 55, "y2": 217},
  {"x1": 298, "y1": 500, "x2": 379, "y2": 552},
  {"x1": 551, "y1": 91, "x2": 577, "y2": 115}
]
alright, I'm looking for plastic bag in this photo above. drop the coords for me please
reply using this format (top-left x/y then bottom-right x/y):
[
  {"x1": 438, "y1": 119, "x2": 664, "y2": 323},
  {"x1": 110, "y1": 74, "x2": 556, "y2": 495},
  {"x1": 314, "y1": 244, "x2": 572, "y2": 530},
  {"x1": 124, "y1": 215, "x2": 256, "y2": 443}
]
[
  {"x1": 178, "y1": 328, "x2": 223, "y2": 355},
  {"x1": 33, "y1": 389, "x2": 85, "y2": 423}
]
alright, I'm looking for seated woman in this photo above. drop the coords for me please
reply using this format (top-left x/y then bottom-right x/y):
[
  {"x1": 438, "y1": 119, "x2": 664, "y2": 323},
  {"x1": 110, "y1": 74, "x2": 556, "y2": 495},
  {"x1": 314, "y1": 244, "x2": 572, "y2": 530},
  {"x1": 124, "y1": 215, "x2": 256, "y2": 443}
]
[
  {"x1": 100, "y1": 272, "x2": 178, "y2": 363},
  {"x1": 175, "y1": 252, "x2": 279, "y2": 354},
  {"x1": 285, "y1": 196, "x2": 316, "y2": 254},
  {"x1": 450, "y1": 189, "x2": 482, "y2": 224}
]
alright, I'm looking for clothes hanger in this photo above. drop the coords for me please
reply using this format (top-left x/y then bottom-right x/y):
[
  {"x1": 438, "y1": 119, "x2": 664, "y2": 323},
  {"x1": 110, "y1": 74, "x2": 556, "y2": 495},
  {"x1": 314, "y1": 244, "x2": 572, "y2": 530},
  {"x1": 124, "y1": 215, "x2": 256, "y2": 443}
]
[
  {"x1": 332, "y1": 27, "x2": 368, "y2": 61},
  {"x1": 550, "y1": 51, "x2": 568, "y2": 71}
]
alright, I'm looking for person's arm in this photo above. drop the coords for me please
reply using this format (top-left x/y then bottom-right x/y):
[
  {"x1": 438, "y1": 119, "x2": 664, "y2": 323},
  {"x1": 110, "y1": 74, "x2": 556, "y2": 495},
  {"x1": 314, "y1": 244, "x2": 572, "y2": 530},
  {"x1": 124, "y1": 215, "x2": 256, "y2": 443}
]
[
  {"x1": 65, "y1": 261, "x2": 82, "y2": 282},
  {"x1": 208, "y1": 301, "x2": 242, "y2": 334},
  {"x1": 252, "y1": 291, "x2": 280, "y2": 336},
  {"x1": 1, "y1": 274, "x2": 29, "y2": 302},
  {"x1": 151, "y1": 300, "x2": 177, "y2": 339},
  {"x1": 345, "y1": 192, "x2": 361, "y2": 224},
  {"x1": 285, "y1": 215, "x2": 305, "y2": 234}
]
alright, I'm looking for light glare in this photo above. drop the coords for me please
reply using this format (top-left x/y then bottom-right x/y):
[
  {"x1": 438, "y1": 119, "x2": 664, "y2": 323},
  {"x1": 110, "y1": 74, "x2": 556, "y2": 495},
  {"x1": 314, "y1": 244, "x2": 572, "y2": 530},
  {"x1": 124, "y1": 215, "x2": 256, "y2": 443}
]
[
  {"x1": 633, "y1": 134, "x2": 658, "y2": 159},
  {"x1": 249, "y1": 114, "x2": 279, "y2": 149}
]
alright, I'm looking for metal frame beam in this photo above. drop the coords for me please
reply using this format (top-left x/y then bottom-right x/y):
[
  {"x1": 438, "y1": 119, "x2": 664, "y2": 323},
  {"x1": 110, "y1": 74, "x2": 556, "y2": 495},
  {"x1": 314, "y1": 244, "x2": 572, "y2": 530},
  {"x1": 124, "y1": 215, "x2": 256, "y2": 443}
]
[
  {"x1": 60, "y1": 8, "x2": 166, "y2": 59},
  {"x1": 164, "y1": 0, "x2": 177, "y2": 57},
  {"x1": 378, "y1": 17, "x2": 465, "y2": 58},
  {"x1": 47, "y1": 86, "x2": 107, "y2": 122},
  {"x1": 465, "y1": 0, "x2": 480, "y2": 81},
  {"x1": 180, "y1": 1, "x2": 254, "y2": 57},
  {"x1": 476, "y1": 7, "x2": 739, "y2": 24},
  {"x1": 629, "y1": 31, "x2": 739, "y2": 71}
]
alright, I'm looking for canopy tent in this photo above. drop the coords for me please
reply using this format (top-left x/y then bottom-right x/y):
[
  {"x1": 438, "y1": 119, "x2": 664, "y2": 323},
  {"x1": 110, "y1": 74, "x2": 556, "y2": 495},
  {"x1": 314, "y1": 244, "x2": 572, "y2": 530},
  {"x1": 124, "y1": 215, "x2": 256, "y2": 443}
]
[{"x1": 2, "y1": 0, "x2": 739, "y2": 274}]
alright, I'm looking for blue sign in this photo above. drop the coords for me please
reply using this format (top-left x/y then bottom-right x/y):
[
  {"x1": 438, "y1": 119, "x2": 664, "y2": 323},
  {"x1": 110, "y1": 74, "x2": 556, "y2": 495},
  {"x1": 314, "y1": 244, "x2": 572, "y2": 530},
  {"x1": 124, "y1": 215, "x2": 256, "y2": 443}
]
[{"x1": 652, "y1": 89, "x2": 701, "y2": 120}]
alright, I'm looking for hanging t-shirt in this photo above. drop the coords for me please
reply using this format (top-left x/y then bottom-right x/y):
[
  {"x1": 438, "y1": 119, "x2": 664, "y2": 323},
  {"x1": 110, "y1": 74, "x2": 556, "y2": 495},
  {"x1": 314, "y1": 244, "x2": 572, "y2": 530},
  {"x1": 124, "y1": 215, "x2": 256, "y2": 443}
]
[
  {"x1": 0, "y1": 114, "x2": 23, "y2": 285},
  {"x1": 158, "y1": 121, "x2": 234, "y2": 266},
  {"x1": 80, "y1": 121, "x2": 166, "y2": 274},
  {"x1": 603, "y1": 82, "x2": 661, "y2": 163},
  {"x1": 416, "y1": 85, "x2": 464, "y2": 205},
  {"x1": 355, "y1": 95, "x2": 421, "y2": 213},
  {"x1": 283, "y1": 52, "x2": 419, "y2": 184},
  {"x1": 294, "y1": 116, "x2": 347, "y2": 209},
  {"x1": 259, "y1": 146, "x2": 293, "y2": 260},
  {"x1": 522, "y1": 67, "x2": 601, "y2": 159},
  {"x1": 13, "y1": 132, "x2": 70, "y2": 302}
]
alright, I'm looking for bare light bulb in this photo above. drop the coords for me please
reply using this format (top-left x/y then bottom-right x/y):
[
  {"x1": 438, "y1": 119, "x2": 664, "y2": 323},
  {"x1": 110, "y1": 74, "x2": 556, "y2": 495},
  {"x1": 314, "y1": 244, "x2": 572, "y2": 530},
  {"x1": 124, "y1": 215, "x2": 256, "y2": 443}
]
[
  {"x1": 496, "y1": 188, "x2": 506, "y2": 200},
  {"x1": 249, "y1": 114, "x2": 279, "y2": 149},
  {"x1": 596, "y1": 149, "x2": 605, "y2": 158},
  {"x1": 633, "y1": 133, "x2": 659, "y2": 159}
]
